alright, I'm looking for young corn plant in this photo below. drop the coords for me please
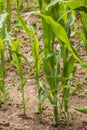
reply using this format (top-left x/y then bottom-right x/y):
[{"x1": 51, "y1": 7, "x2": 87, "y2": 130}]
[
  {"x1": 0, "y1": 0, "x2": 12, "y2": 60},
  {"x1": 39, "y1": 1, "x2": 61, "y2": 124},
  {"x1": 11, "y1": 40, "x2": 26, "y2": 114},
  {"x1": 69, "y1": 0, "x2": 87, "y2": 114},
  {"x1": 18, "y1": 16, "x2": 44, "y2": 116},
  {"x1": 32, "y1": 29, "x2": 44, "y2": 115},
  {"x1": 38, "y1": 0, "x2": 83, "y2": 125},
  {"x1": 0, "y1": 38, "x2": 9, "y2": 109},
  {"x1": 10, "y1": 39, "x2": 32, "y2": 115}
]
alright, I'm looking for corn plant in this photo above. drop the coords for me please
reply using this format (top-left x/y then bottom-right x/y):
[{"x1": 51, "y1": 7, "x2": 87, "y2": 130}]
[
  {"x1": 32, "y1": 29, "x2": 44, "y2": 115},
  {"x1": 19, "y1": 0, "x2": 86, "y2": 125},
  {"x1": 0, "y1": 38, "x2": 9, "y2": 109},
  {"x1": 68, "y1": 0, "x2": 87, "y2": 114},
  {"x1": 0, "y1": 9, "x2": 10, "y2": 110},
  {"x1": 37, "y1": 0, "x2": 83, "y2": 125},
  {"x1": 0, "y1": 0, "x2": 12, "y2": 60},
  {"x1": 18, "y1": 16, "x2": 44, "y2": 116},
  {"x1": 10, "y1": 39, "x2": 33, "y2": 115},
  {"x1": 11, "y1": 40, "x2": 25, "y2": 114}
]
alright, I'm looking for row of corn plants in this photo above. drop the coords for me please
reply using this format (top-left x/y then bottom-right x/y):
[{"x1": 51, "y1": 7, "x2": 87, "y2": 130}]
[{"x1": 0, "y1": 0, "x2": 87, "y2": 126}]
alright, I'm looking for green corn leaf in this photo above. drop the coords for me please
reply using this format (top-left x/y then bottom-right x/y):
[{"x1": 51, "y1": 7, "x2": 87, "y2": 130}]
[
  {"x1": 37, "y1": 51, "x2": 44, "y2": 76},
  {"x1": 63, "y1": 111, "x2": 69, "y2": 125},
  {"x1": 31, "y1": 28, "x2": 44, "y2": 83},
  {"x1": 41, "y1": 15, "x2": 83, "y2": 63},
  {"x1": 39, "y1": 81, "x2": 47, "y2": 92},
  {"x1": 41, "y1": 15, "x2": 70, "y2": 48},
  {"x1": 67, "y1": 1, "x2": 84, "y2": 10},
  {"x1": 0, "y1": 38, "x2": 4, "y2": 72},
  {"x1": 74, "y1": 107, "x2": 87, "y2": 114},
  {"x1": 38, "y1": 90, "x2": 54, "y2": 105},
  {"x1": 0, "y1": 13, "x2": 7, "y2": 39},
  {"x1": 13, "y1": 52, "x2": 22, "y2": 76},
  {"x1": 46, "y1": 76, "x2": 72, "y2": 81},
  {"x1": 42, "y1": 19, "x2": 55, "y2": 54},
  {"x1": 40, "y1": 93, "x2": 54, "y2": 105},
  {"x1": 79, "y1": 27, "x2": 87, "y2": 53},
  {"x1": 0, "y1": 37, "x2": 4, "y2": 51},
  {"x1": 0, "y1": 13, "x2": 7, "y2": 28},
  {"x1": 46, "y1": 0, "x2": 62, "y2": 10},
  {"x1": 43, "y1": 58, "x2": 52, "y2": 86},
  {"x1": 24, "y1": 97, "x2": 31, "y2": 107},
  {"x1": 39, "y1": 84, "x2": 71, "y2": 105},
  {"x1": 61, "y1": 85, "x2": 71, "y2": 89},
  {"x1": 11, "y1": 40, "x2": 22, "y2": 76},
  {"x1": 63, "y1": 55, "x2": 75, "y2": 77},
  {"x1": 5, "y1": 60, "x2": 14, "y2": 70},
  {"x1": 24, "y1": 11, "x2": 40, "y2": 20},
  {"x1": 67, "y1": 1, "x2": 87, "y2": 13},
  {"x1": 24, "y1": 68, "x2": 35, "y2": 86},
  {"x1": 18, "y1": 16, "x2": 31, "y2": 37},
  {"x1": 32, "y1": 29, "x2": 39, "y2": 64},
  {"x1": 73, "y1": 6, "x2": 87, "y2": 13},
  {"x1": 38, "y1": 0, "x2": 42, "y2": 9},
  {"x1": 81, "y1": 12, "x2": 87, "y2": 33},
  {"x1": 70, "y1": 85, "x2": 81, "y2": 97}
]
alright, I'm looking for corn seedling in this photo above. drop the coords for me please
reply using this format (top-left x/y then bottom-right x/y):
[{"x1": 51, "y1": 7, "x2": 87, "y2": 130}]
[
  {"x1": 0, "y1": 38, "x2": 9, "y2": 109},
  {"x1": 0, "y1": 0, "x2": 12, "y2": 60},
  {"x1": 70, "y1": 0, "x2": 87, "y2": 114},
  {"x1": 10, "y1": 39, "x2": 33, "y2": 115},
  {"x1": 18, "y1": 16, "x2": 44, "y2": 116},
  {"x1": 37, "y1": 0, "x2": 84, "y2": 125},
  {"x1": 32, "y1": 29, "x2": 44, "y2": 116}
]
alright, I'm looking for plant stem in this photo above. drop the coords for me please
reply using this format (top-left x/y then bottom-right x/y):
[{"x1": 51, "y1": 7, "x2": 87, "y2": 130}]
[
  {"x1": 1, "y1": 41, "x2": 6, "y2": 109},
  {"x1": 53, "y1": 93, "x2": 58, "y2": 124},
  {"x1": 7, "y1": 0, "x2": 12, "y2": 60},
  {"x1": 62, "y1": 45, "x2": 69, "y2": 125},
  {"x1": 21, "y1": 84, "x2": 26, "y2": 114},
  {"x1": 20, "y1": 72, "x2": 26, "y2": 115}
]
